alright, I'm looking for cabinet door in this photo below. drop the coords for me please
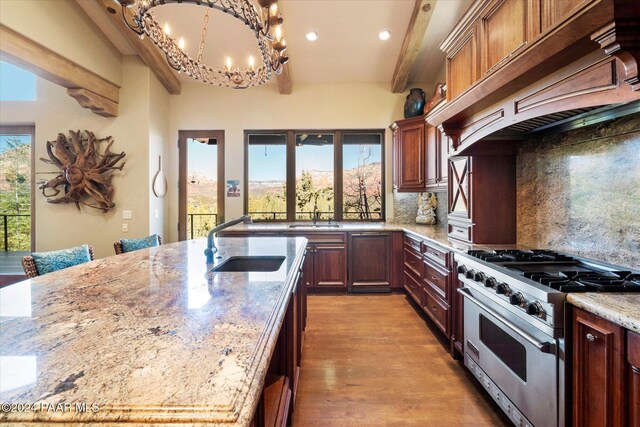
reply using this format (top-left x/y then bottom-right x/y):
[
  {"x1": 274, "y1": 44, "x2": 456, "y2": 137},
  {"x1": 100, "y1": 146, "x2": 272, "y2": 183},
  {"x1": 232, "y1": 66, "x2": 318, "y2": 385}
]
[
  {"x1": 629, "y1": 331, "x2": 640, "y2": 427},
  {"x1": 438, "y1": 128, "x2": 449, "y2": 186},
  {"x1": 451, "y1": 273, "x2": 464, "y2": 358},
  {"x1": 448, "y1": 157, "x2": 471, "y2": 220},
  {"x1": 303, "y1": 245, "x2": 315, "y2": 289},
  {"x1": 348, "y1": 233, "x2": 391, "y2": 292},
  {"x1": 395, "y1": 122, "x2": 426, "y2": 192},
  {"x1": 447, "y1": 28, "x2": 478, "y2": 100},
  {"x1": 573, "y1": 308, "x2": 625, "y2": 427},
  {"x1": 314, "y1": 243, "x2": 347, "y2": 289},
  {"x1": 425, "y1": 125, "x2": 439, "y2": 189},
  {"x1": 480, "y1": 0, "x2": 531, "y2": 75}
]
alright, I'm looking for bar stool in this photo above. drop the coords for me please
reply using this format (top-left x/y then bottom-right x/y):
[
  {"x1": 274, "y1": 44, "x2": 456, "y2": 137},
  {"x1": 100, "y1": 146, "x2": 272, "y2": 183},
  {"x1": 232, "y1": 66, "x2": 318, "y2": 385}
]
[
  {"x1": 22, "y1": 244, "x2": 95, "y2": 278},
  {"x1": 114, "y1": 234, "x2": 162, "y2": 254}
]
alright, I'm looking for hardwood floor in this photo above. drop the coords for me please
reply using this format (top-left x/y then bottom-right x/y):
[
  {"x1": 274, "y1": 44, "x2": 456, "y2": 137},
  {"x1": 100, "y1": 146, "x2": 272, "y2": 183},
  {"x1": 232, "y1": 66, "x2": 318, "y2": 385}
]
[{"x1": 292, "y1": 294, "x2": 511, "y2": 426}]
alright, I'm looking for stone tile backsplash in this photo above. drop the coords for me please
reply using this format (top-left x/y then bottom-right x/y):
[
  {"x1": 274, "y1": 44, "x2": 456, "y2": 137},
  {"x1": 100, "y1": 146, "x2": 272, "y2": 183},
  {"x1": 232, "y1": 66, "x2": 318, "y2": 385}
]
[{"x1": 517, "y1": 113, "x2": 640, "y2": 270}]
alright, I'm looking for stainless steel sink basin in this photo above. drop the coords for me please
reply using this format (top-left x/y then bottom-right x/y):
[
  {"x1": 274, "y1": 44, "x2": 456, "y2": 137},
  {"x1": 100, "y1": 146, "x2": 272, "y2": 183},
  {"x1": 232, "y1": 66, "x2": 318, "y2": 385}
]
[
  {"x1": 288, "y1": 223, "x2": 340, "y2": 228},
  {"x1": 211, "y1": 256, "x2": 285, "y2": 272}
]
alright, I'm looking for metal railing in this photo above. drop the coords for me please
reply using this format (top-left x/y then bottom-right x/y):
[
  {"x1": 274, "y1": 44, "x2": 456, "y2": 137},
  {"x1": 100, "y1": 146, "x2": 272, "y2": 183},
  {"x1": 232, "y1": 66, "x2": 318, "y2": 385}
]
[
  {"x1": 187, "y1": 213, "x2": 218, "y2": 240},
  {"x1": 1, "y1": 214, "x2": 31, "y2": 251},
  {"x1": 248, "y1": 211, "x2": 383, "y2": 221}
]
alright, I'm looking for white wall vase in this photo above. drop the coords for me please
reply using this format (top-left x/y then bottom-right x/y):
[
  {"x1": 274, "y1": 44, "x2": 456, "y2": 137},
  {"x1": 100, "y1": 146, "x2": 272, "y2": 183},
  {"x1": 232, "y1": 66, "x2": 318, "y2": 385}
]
[{"x1": 152, "y1": 155, "x2": 167, "y2": 198}]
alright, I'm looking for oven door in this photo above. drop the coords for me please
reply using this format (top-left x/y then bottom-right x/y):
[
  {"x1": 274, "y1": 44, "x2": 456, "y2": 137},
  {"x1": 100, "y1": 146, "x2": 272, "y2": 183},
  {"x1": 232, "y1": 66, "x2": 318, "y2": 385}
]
[{"x1": 460, "y1": 287, "x2": 558, "y2": 427}]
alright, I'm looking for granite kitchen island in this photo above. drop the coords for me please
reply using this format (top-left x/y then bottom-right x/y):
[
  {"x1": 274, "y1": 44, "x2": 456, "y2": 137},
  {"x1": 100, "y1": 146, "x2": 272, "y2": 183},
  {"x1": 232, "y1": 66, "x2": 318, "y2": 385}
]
[{"x1": 0, "y1": 236, "x2": 307, "y2": 426}]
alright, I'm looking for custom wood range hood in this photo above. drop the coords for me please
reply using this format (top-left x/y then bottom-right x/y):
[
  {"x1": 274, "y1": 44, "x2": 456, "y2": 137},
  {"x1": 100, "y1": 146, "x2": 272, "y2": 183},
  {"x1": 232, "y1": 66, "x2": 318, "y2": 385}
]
[{"x1": 426, "y1": 0, "x2": 640, "y2": 154}]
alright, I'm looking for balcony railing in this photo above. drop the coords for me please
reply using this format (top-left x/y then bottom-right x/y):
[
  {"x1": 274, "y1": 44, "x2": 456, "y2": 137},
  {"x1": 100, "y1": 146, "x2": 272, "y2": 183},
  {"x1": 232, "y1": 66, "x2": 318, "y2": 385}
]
[
  {"x1": 248, "y1": 211, "x2": 383, "y2": 221},
  {"x1": 1, "y1": 214, "x2": 31, "y2": 252},
  {"x1": 187, "y1": 213, "x2": 218, "y2": 240}
]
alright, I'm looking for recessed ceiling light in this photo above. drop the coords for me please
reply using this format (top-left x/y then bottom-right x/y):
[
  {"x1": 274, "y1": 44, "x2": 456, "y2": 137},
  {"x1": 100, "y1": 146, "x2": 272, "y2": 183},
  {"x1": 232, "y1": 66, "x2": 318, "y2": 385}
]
[
  {"x1": 305, "y1": 30, "x2": 319, "y2": 42},
  {"x1": 378, "y1": 30, "x2": 391, "y2": 41}
]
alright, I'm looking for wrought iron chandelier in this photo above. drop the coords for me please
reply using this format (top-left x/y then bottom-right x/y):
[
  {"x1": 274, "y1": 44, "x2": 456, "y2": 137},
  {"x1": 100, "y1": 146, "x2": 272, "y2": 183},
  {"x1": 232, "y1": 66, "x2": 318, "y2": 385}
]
[{"x1": 114, "y1": 0, "x2": 289, "y2": 89}]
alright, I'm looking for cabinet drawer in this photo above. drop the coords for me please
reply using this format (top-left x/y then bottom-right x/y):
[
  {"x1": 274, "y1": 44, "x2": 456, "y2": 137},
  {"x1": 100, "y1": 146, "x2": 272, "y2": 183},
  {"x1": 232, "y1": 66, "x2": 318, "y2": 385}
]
[
  {"x1": 448, "y1": 222, "x2": 472, "y2": 242},
  {"x1": 289, "y1": 232, "x2": 345, "y2": 243},
  {"x1": 423, "y1": 260, "x2": 449, "y2": 300},
  {"x1": 404, "y1": 234, "x2": 422, "y2": 252},
  {"x1": 404, "y1": 248, "x2": 423, "y2": 278},
  {"x1": 422, "y1": 241, "x2": 450, "y2": 268},
  {"x1": 403, "y1": 271, "x2": 423, "y2": 305},
  {"x1": 423, "y1": 287, "x2": 450, "y2": 336}
]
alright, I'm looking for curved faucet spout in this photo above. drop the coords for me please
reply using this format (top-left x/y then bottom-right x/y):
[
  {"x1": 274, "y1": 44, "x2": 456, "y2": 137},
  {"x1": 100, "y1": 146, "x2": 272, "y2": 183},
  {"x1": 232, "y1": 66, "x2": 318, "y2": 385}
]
[{"x1": 205, "y1": 215, "x2": 253, "y2": 263}]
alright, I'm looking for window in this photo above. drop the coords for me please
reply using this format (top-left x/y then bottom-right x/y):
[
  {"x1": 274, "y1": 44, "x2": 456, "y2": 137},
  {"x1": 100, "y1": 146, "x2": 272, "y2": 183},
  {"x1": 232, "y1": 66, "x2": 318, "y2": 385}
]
[
  {"x1": 295, "y1": 133, "x2": 334, "y2": 220},
  {"x1": 245, "y1": 130, "x2": 385, "y2": 221},
  {"x1": 0, "y1": 62, "x2": 36, "y2": 101},
  {"x1": 0, "y1": 126, "x2": 35, "y2": 267},
  {"x1": 342, "y1": 133, "x2": 383, "y2": 220},
  {"x1": 247, "y1": 134, "x2": 288, "y2": 221},
  {"x1": 178, "y1": 131, "x2": 225, "y2": 240}
]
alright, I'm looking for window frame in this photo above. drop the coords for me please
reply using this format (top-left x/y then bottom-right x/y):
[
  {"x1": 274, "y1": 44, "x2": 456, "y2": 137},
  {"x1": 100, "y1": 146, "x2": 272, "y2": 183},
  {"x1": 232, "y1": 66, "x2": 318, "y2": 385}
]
[
  {"x1": 0, "y1": 125, "x2": 36, "y2": 251},
  {"x1": 244, "y1": 129, "x2": 385, "y2": 222},
  {"x1": 178, "y1": 130, "x2": 225, "y2": 241}
]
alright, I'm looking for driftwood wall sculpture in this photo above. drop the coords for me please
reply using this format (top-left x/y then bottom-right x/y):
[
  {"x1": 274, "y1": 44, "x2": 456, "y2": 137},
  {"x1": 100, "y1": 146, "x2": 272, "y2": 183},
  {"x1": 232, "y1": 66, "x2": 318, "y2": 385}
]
[{"x1": 39, "y1": 130, "x2": 126, "y2": 212}]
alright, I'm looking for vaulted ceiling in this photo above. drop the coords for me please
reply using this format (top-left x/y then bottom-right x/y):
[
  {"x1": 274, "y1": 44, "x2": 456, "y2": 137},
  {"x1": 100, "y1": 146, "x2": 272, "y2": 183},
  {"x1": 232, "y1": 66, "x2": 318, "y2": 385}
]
[{"x1": 78, "y1": 0, "x2": 472, "y2": 94}]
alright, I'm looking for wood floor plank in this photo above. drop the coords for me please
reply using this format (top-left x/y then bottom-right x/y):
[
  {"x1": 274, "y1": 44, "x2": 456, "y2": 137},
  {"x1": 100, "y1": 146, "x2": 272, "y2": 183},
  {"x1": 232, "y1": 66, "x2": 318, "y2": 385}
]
[{"x1": 292, "y1": 294, "x2": 510, "y2": 426}]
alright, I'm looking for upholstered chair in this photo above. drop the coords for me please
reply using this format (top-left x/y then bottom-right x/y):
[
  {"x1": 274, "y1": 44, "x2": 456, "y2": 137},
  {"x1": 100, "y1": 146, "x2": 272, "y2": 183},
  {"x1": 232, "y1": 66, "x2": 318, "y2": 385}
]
[
  {"x1": 22, "y1": 244, "x2": 95, "y2": 278},
  {"x1": 114, "y1": 234, "x2": 162, "y2": 254}
]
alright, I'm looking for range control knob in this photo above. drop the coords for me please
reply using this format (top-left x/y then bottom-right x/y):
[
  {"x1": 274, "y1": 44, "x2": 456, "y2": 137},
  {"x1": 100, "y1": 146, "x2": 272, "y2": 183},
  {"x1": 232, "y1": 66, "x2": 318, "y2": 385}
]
[
  {"x1": 457, "y1": 265, "x2": 468, "y2": 275},
  {"x1": 496, "y1": 283, "x2": 511, "y2": 295},
  {"x1": 526, "y1": 302, "x2": 545, "y2": 317},
  {"x1": 510, "y1": 292, "x2": 526, "y2": 307},
  {"x1": 465, "y1": 269, "x2": 476, "y2": 279},
  {"x1": 473, "y1": 272, "x2": 486, "y2": 282},
  {"x1": 484, "y1": 277, "x2": 498, "y2": 288}
]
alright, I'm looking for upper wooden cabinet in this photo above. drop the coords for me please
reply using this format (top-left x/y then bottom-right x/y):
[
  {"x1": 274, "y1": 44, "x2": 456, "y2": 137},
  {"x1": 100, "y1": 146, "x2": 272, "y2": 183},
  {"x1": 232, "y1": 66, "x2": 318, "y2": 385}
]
[
  {"x1": 448, "y1": 155, "x2": 517, "y2": 244},
  {"x1": 425, "y1": 124, "x2": 448, "y2": 190},
  {"x1": 431, "y1": 0, "x2": 640, "y2": 135},
  {"x1": 392, "y1": 117, "x2": 449, "y2": 193},
  {"x1": 391, "y1": 116, "x2": 426, "y2": 192}
]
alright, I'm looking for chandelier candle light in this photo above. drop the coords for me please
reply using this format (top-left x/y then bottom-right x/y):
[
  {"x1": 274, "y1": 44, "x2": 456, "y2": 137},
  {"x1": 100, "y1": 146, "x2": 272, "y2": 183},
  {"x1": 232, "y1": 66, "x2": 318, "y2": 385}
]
[{"x1": 114, "y1": 0, "x2": 289, "y2": 89}]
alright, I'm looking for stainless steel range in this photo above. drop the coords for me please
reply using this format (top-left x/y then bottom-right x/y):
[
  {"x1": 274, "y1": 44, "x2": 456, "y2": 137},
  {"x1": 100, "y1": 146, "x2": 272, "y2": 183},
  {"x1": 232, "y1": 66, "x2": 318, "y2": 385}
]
[{"x1": 455, "y1": 249, "x2": 640, "y2": 427}]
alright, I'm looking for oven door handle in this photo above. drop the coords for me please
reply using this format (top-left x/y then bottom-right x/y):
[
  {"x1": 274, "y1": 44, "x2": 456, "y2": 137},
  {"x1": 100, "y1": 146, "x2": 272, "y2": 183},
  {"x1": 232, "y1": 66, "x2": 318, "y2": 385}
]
[{"x1": 457, "y1": 287, "x2": 556, "y2": 354}]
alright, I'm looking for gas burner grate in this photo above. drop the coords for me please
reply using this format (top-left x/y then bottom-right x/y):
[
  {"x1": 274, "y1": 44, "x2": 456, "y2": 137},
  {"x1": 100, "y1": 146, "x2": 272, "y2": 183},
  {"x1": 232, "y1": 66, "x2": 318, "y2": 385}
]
[
  {"x1": 522, "y1": 270, "x2": 640, "y2": 292},
  {"x1": 468, "y1": 249, "x2": 575, "y2": 263}
]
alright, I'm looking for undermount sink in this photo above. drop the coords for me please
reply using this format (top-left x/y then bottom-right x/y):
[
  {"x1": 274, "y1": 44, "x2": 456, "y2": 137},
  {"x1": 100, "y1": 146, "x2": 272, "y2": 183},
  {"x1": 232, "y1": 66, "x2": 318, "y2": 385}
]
[
  {"x1": 211, "y1": 256, "x2": 285, "y2": 272},
  {"x1": 288, "y1": 223, "x2": 340, "y2": 228}
]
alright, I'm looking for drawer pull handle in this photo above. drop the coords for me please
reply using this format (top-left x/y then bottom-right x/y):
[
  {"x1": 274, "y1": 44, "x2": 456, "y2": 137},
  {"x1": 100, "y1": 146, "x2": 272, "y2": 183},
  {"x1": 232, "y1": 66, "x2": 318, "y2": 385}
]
[
  {"x1": 431, "y1": 276, "x2": 438, "y2": 281},
  {"x1": 586, "y1": 333, "x2": 597, "y2": 342}
]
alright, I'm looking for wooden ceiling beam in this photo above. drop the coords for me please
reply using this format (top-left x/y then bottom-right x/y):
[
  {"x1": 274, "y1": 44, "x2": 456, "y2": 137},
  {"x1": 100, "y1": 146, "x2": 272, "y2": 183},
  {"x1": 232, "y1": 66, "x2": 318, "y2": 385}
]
[
  {"x1": 0, "y1": 24, "x2": 120, "y2": 117},
  {"x1": 89, "y1": 0, "x2": 181, "y2": 95},
  {"x1": 391, "y1": 0, "x2": 438, "y2": 93},
  {"x1": 276, "y1": 64, "x2": 292, "y2": 95}
]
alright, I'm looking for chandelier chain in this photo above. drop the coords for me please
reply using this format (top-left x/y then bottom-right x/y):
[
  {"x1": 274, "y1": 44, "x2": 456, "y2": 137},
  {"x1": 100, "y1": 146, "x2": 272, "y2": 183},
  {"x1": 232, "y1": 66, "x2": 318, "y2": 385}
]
[{"x1": 197, "y1": 9, "x2": 210, "y2": 64}]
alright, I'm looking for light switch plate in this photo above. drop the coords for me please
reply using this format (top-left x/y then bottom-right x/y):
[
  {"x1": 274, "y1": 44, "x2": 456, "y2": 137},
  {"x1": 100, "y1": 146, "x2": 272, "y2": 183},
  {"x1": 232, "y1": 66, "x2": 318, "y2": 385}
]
[
  {"x1": 122, "y1": 210, "x2": 132, "y2": 219},
  {"x1": 122, "y1": 223, "x2": 128, "y2": 233}
]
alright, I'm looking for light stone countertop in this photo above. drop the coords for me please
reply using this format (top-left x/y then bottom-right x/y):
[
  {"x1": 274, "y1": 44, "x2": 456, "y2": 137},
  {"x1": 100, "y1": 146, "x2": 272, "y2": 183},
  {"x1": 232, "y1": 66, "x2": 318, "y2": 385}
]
[
  {"x1": 567, "y1": 293, "x2": 640, "y2": 334},
  {"x1": 225, "y1": 222, "x2": 640, "y2": 333},
  {"x1": 0, "y1": 237, "x2": 307, "y2": 426}
]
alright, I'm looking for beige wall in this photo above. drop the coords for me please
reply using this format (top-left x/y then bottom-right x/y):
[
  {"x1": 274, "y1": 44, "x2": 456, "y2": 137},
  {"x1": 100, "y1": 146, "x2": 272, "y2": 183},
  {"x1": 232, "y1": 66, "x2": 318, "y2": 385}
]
[
  {"x1": 167, "y1": 81, "x2": 433, "y2": 242},
  {"x1": 0, "y1": 0, "x2": 122, "y2": 86},
  {"x1": 0, "y1": 56, "x2": 167, "y2": 258}
]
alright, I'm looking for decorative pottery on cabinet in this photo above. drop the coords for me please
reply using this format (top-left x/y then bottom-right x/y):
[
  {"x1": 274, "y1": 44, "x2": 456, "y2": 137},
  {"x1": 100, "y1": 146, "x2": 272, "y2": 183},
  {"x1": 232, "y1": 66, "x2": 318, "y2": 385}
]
[{"x1": 404, "y1": 88, "x2": 426, "y2": 118}]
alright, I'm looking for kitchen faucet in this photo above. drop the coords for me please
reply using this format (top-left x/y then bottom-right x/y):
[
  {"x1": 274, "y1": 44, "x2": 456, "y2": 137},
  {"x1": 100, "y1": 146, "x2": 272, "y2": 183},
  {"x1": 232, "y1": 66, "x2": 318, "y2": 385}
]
[
  {"x1": 312, "y1": 205, "x2": 320, "y2": 224},
  {"x1": 205, "y1": 215, "x2": 253, "y2": 263}
]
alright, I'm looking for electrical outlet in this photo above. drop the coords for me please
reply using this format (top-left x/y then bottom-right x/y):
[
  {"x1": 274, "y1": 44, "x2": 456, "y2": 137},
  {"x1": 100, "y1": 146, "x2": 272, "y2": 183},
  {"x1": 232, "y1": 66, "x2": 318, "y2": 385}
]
[
  {"x1": 122, "y1": 223, "x2": 128, "y2": 233},
  {"x1": 122, "y1": 210, "x2": 132, "y2": 220}
]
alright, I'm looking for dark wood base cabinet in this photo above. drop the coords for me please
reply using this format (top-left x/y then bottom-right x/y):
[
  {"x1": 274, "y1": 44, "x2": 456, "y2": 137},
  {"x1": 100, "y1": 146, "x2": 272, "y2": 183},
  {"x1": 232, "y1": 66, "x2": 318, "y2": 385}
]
[
  {"x1": 402, "y1": 233, "x2": 454, "y2": 345},
  {"x1": 348, "y1": 232, "x2": 391, "y2": 292},
  {"x1": 572, "y1": 307, "x2": 639, "y2": 427}
]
